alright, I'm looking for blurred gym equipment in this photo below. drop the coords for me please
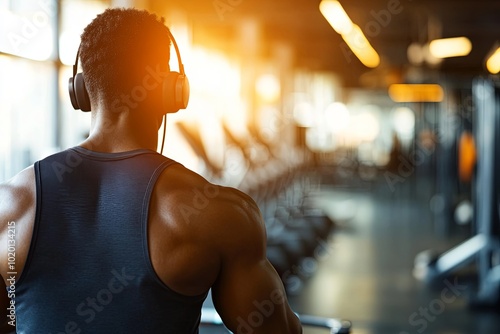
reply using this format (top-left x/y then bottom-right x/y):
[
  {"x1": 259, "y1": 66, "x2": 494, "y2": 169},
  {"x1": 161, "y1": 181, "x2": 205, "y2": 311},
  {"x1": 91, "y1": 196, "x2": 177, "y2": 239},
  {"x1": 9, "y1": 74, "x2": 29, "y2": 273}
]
[{"x1": 414, "y1": 77, "x2": 500, "y2": 307}]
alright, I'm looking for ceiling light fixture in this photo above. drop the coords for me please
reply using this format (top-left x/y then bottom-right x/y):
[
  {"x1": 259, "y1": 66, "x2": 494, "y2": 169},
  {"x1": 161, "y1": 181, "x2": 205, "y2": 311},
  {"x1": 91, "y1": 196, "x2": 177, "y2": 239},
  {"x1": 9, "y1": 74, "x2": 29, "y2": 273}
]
[
  {"x1": 320, "y1": 0, "x2": 380, "y2": 68},
  {"x1": 429, "y1": 37, "x2": 472, "y2": 59},
  {"x1": 319, "y1": 0, "x2": 353, "y2": 35},
  {"x1": 389, "y1": 84, "x2": 444, "y2": 103},
  {"x1": 486, "y1": 46, "x2": 500, "y2": 74},
  {"x1": 342, "y1": 24, "x2": 380, "y2": 68}
]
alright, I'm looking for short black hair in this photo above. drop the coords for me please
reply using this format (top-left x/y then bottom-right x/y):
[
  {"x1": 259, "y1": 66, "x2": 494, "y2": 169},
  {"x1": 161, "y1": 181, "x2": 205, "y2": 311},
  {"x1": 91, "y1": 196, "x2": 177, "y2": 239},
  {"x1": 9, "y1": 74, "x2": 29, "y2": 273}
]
[{"x1": 80, "y1": 8, "x2": 171, "y2": 104}]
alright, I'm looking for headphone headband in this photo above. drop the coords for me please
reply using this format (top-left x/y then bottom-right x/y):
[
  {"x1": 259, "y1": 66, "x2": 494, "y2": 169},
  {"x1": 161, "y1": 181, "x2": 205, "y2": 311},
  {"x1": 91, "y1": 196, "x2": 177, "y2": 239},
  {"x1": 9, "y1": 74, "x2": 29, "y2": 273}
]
[
  {"x1": 73, "y1": 45, "x2": 80, "y2": 78},
  {"x1": 167, "y1": 29, "x2": 185, "y2": 76}
]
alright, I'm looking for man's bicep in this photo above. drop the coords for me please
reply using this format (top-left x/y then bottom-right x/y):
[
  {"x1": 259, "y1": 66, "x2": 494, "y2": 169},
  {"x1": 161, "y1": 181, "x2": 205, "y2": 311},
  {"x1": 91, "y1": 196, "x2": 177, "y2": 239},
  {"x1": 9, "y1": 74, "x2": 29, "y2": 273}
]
[
  {"x1": 212, "y1": 258, "x2": 300, "y2": 334},
  {"x1": 209, "y1": 193, "x2": 301, "y2": 333}
]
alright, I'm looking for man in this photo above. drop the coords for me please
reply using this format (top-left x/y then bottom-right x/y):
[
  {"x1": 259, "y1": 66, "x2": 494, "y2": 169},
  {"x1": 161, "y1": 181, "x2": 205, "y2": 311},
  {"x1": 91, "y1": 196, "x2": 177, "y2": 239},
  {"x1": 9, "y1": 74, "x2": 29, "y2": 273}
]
[{"x1": 0, "y1": 7, "x2": 302, "y2": 334}]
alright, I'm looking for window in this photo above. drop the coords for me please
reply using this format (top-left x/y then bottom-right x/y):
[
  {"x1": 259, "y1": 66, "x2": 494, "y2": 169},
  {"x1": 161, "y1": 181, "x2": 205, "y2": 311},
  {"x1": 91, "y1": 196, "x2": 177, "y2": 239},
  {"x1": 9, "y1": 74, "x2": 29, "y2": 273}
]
[{"x1": 0, "y1": 0, "x2": 108, "y2": 182}]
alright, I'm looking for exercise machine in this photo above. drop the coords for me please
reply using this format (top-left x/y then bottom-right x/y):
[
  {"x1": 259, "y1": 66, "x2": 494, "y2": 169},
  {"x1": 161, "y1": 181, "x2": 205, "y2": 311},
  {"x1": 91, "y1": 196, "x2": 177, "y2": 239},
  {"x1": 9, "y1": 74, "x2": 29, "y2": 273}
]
[{"x1": 414, "y1": 77, "x2": 500, "y2": 307}]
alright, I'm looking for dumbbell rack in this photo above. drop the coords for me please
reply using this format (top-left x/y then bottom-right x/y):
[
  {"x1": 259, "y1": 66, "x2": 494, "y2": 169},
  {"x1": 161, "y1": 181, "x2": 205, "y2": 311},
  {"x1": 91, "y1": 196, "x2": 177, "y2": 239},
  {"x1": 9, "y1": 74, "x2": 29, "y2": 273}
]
[
  {"x1": 414, "y1": 77, "x2": 500, "y2": 307},
  {"x1": 200, "y1": 307, "x2": 352, "y2": 334}
]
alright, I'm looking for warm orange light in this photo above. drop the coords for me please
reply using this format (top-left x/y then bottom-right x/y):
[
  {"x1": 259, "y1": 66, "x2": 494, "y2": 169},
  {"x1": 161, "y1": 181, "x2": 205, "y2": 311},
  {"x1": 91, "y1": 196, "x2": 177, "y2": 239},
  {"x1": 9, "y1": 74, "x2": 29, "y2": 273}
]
[
  {"x1": 319, "y1": 1, "x2": 380, "y2": 68},
  {"x1": 429, "y1": 37, "x2": 472, "y2": 59},
  {"x1": 458, "y1": 131, "x2": 476, "y2": 183},
  {"x1": 392, "y1": 107, "x2": 415, "y2": 138},
  {"x1": 389, "y1": 84, "x2": 444, "y2": 102},
  {"x1": 342, "y1": 25, "x2": 380, "y2": 68},
  {"x1": 352, "y1": 111, "x2": 380, "y2": 142},
  {"x1": 319, "y1": 0, "x2": 353, "y2": 35},
  {"x1": 256, "y1": 74, "x2": 281, "y2": 103},
  {"x1": 325, "y1": 102, "x2": 350, "y2": 133},
  {"x1": 486, "y1": 47, "x2": 500, "y2": 74}
]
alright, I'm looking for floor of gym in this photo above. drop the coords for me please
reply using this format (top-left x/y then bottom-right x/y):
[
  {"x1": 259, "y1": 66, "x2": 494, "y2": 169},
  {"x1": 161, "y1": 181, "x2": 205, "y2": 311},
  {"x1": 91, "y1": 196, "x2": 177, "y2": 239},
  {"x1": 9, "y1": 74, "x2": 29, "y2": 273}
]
[{"x1": 200, "y1": 175, "x2": 500, "y2": 334}]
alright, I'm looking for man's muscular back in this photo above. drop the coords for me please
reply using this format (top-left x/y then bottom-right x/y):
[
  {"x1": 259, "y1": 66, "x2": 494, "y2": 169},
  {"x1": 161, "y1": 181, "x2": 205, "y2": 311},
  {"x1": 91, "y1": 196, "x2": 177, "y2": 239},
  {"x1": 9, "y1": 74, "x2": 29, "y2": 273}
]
[{"x1": 0, "y1": 158, "x2": 301, "y2": 333}]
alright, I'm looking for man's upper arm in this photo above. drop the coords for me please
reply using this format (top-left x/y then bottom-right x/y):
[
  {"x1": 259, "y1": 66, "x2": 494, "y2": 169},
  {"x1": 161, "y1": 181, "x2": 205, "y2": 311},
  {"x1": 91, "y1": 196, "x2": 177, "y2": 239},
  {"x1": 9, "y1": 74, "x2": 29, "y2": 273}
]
[
  {"x1": 0, "y1": 167, "x2": 35, "y2": 333},
  {"x1": 210, "y1": 193, "x2": 302, "y2": 334}
]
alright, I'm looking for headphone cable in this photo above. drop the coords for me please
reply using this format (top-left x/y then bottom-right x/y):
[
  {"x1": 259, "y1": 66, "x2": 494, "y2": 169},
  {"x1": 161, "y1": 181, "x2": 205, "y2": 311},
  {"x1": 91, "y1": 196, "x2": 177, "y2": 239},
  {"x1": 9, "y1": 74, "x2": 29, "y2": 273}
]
[{"x1": 160, "y1": 114, "x2": 167, "y2": 155}]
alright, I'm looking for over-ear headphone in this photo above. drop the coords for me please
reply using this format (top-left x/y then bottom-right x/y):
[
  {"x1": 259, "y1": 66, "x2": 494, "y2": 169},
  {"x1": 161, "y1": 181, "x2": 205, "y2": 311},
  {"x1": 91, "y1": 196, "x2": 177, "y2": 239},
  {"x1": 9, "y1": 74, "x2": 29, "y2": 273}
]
[{"x1": 68, "y1": 29, "x2": 190, "y2": 114}]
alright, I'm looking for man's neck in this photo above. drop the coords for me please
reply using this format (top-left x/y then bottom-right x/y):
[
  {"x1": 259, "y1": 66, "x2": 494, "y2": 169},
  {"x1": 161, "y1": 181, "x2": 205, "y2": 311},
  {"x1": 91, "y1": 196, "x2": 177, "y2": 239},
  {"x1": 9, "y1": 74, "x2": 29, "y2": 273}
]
[{"x1": 79, "y1": 110, "x2": 159, "y2": 153}]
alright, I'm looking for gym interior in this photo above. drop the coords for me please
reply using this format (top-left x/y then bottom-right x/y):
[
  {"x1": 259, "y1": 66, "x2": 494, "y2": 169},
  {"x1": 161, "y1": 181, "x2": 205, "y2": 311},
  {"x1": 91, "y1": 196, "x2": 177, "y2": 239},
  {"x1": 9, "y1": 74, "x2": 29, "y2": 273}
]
[{"x1": 1, "y1": 0, "x2": 500, "y2": 333}]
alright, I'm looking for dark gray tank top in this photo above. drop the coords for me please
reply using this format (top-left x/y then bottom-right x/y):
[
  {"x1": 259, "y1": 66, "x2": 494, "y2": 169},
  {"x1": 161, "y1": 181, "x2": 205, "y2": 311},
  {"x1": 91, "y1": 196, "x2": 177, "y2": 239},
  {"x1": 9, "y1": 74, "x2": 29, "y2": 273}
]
[{"x1": 14, "y1": 147, "x2": 207, "y2": 333}]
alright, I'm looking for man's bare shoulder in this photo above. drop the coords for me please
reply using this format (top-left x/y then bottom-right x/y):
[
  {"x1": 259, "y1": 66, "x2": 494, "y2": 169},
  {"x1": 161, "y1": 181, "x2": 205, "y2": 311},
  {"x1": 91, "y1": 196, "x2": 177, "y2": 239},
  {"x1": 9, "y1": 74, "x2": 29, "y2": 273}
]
[
  {"x1": 157, "y1": 163, "x2": 258, "y2": 209},
  {"x1": 155, "y1": 163, "x2": 265, "y2": 244},
  {"x1": 0, "y1": 166, "x2": 35, "y2": 224},
  {"x1": 0, "y1": 166, "x2": 35, "y2": 209}
]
